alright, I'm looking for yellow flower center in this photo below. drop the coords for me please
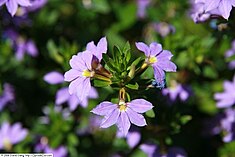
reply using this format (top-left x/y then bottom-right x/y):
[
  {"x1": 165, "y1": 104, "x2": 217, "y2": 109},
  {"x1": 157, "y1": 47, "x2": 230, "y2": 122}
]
[
  {"x1": 3, "y1": 138, "x2": 12, "y2": 151},
  {"x1": 148, "y1": 56, "x2": 157, "y2": 64},
  {"x1": 82, "y1": 70, "x2": 95, "y2": 77},
  {"x1": 118, "y1": 101, "x2": 127, "y2": 111}
]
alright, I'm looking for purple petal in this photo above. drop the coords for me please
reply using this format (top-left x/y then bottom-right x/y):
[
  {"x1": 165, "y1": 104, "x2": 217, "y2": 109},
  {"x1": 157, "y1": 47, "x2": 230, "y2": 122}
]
[
  {"x1": 96, "y1": 37, "x2": 107, "y2": 60},
  {"x1": 88, "y1": 87, "x2": 98, "y2": 99},
  {"x1": 219, "y1": 0, "x2": 232, "y2": 19},
  {"x1": 126, "y1": 108, "x2": 147, "y2": 126},
  {"x1": 149, "y1": 42, "x2": 162, "y2": 56},
  {"x1": 86, "y1": 41, "x2": 96, "y2": 53},
  {"x1": 153, "y1": 66, "x2": 165, "y2": 82},
  {"x1": 156, "y1": 60, "x2": 177, "y2": 72},
  {"x1": 116, "y1": 112, "x2": 131, "y2": 136},
  {"x1": 68, "y1": 77, "x2": 85, "y2": 95},
  {"x1": 6, "y1": 0, "x2": 18, "y2": 16},
  {"x1": 140, "y1": 144, "x2": 156, "y2": 157},
  {"x1": 10, "y1": 123, "x2": 28, "y2": 144},
  {"x1": 75, "y1": 78, "x2": 91, "y2": 103},
  {"x1": 25, "y1": 40, "x2": 38, "y2": 57},
  {"x1": 44, "y1": 71, "x2": 64, "y2": 84},
  {"x1": 100, "y1": 109, "x2": 120, "y2": 128},
  {"x1": 157, "y1": 50, "x2": 173, "y2": 60},
  {"x1": 69, "y1": 54, "x2": 87, "y2": 71},
  {"x1": 55, "y1": 88, "x2": 70, "y2": 105},
  {"x1": 64, "y1": 69, "x2": 81, "y2": 82},
  {"x1": 0, "y1": 122, "x2": 10, "y2": 136},
  {"x1": 135, "y1": 42, "x2": 150, "y2": 57},
  {"x1": 91, "y1": 101, "x2": 117, "y2": 116},
  {"x1": 68, "y1": 94, "x2": 80, "y2": 110},
  {"x1": 17, "y1": 0, "x2": 31, "y2": 6},
  {"x1": 0, "y1": 0, "x2": 7, "y2": 6},
  {"x1": 127, "y1": 131, "x2": 141, "y2": 148},
  {"x1": 81, "y1": 51, "x2": 93, "y2": 70},
  {"x1": 79, "y1": 96, "x2": 88, "y2": 108},
  {"x1": 128, "y1": 99, "x2": 153, "y2": 113},
  {"x1": 205, "y1": 0, "x2": 220, "y2": 12}
]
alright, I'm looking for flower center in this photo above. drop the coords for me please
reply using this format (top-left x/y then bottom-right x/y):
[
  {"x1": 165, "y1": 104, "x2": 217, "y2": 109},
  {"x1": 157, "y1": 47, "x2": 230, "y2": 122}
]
[
  {"x1": 3, "y1": 138, "x2": 12, "y2": 151},
  {"x1": 148, "y1": 56, "x2": 157, "y2": 64},
  {"x1": 118, "y1": 101, "x2": 127, "y2": 111},
  {"x1": 82, "y1": 70, "x2": 95, "y2": 77}
]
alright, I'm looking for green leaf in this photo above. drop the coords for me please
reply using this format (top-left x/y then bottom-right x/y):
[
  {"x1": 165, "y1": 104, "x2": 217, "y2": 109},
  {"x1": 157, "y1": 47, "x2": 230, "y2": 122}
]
[
  {"x1": 93, "y1": 79, "x2": 111, "y2": 87},
  {"x1": 125, "y1": 82, "x2": 139, "y2": 90},
  {"x1": 68, "y1": 133, "x2": 79, "y2": 146},
  {"x1": 145, "y1": 109, "x2": 155, "y2": 118},
  {"x1": 47, "y1": 40, "x2": 64, "y2": 64},
  {"x1": 180, "y1": 115, "x2": 192, "y2": 125},
  {"x1": 123, "y1": 42, "x2": 131, "y2": 64}
]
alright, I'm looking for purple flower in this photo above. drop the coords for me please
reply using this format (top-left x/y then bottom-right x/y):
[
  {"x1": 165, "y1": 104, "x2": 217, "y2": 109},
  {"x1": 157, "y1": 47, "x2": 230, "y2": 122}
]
[
  {"x1": 44, "y1": 71, "x2": 98, "y2": 110},
  {"x1": 91, "y1": 99, "x2": 153, "y2": 136},
  {"x1": 136, "y1": 0, "x2": 151, "y2": 18},
  {"x1": 35, "y1": 138, "x2": 67, "y2": 157},
  {"x1": 0, "y1": 0, "x2": 31, "y2": 16},
  {"x1": 64, "y1": 51, "x2": 95, "y2": 105},
  {"x1": 214, "y1": 75, "x2": 235, "y2": 108},
  {"x1": 86, "y1": 37, "x2": 107, "y2": 62},
  {"x1": 3, "y1": 29, "x2": 38, "y2": 60},
  {"x1": 162, "y1": 81, "x2": 189, "y2": 101},
  {"x1": 0, "y1": 83, "x2": 15, "y2": 111},
  {"x1": 140, "y1": 144, "x2": 187, "y2": 157},
  {"x1": 152, "y1": 22, "x2": 175, "y2": 37},
  {"x1": 220, "y1": 108, "x2": 235, "y2": 142},
  {"x1": 225, "y1": 40, "x2": 235, "y2": 70},
  {"x1": 135, "y1": 42, "x2": 177, "y2": 82},
  {"x1": 0, "y1": 122, "x2": 28, "y2": 150}
]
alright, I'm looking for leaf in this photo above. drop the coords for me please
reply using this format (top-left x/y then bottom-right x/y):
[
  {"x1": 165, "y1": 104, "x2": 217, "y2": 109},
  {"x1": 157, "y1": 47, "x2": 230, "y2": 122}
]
[
  {"x1": 123, "y1": 42, "x2": 131, "y2": 64},
  {"x1": 93, "y1": 79, "x2": 111, "y2": 87},
  {"x1": 180, "y1": 115, "x2": 192, "y2": 125},
  {"x1": 125, "y1": 82, "x2": 139, "y2": 90},
  {"x1": 145, "y1": 109, "x2": 155, "y2": 118}
]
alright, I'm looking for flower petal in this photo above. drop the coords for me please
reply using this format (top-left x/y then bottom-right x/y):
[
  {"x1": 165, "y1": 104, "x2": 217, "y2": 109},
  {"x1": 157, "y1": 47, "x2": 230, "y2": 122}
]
[
  {"x1": 6, "y1": 0, "x2": 18, "y2": 16},
  {"x1": 153, "y1": 66, "x2": 165, "y2": 83},
  {"x1": 205, "y1": 0, "x2": 220, "y2": 12},
  {"x1": 100, "y1": 109, "x2": 120, "y2": 128},
  {"x1": 88, "y1": 87, "x2": 98, "y2": 99},
  {"x1": 17, "y1": 0, "x2": 31, "y2": 6},
  {"x1": 0, "y1": 0, "x2": 7, "y2": 6},
  {"x1": 44, "y1": 71, "x2": 64, "y2": 84},
  {"x1": 219, "y1": 0, "x2": 232, "y2": 19},
  {"x1": 76, "y1": 78, "x2": 91, "y2": 103},
  {"x1": 69, "y1": 54, "x2": 87, "y2": 71},
  {"x1": 128, "y1": 99, "x2": 153, "y2": 113},
  {"x1": 135, "y1": 42, "x2": 150, "y2": 57},
  {"x1": 81, "y1": 51, "x2": 93, "y2": 70},
  {"x1": 68, "y1": 77, "x2": 84, "y2": 95},
  {"x1": 55, "y1": 88, "x2": 70, "y2": 105},
  {"x1": 149, "y1": 42, "x2": 162, "y2": 56},
  {"x1": 68, "y1": 94, "x2": 80, "y2": 111},
  {"x1": 156, "y1": 60, "x2": 177, "y2": 72},
  {"x1": 126, "y1": 108, "x2": 147, "y2": 126},
  {"x1": 64, "y1": 69, "x2": 81, "y2": 82},
  {"x1": 91, "y1": 101, "x2": 117, "y2": 116},
  {"x1": 116, "y1": 112, "x2": 131, "y2": 136}
]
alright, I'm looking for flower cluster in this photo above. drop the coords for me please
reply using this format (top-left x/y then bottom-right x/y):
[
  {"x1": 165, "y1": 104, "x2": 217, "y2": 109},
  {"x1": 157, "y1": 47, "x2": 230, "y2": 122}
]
[{"x1": 64, "y1": 37, "x2": 177, "y2": 136}]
